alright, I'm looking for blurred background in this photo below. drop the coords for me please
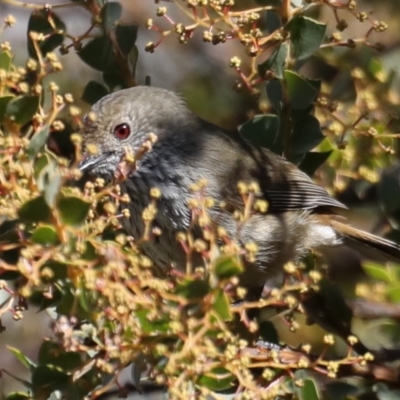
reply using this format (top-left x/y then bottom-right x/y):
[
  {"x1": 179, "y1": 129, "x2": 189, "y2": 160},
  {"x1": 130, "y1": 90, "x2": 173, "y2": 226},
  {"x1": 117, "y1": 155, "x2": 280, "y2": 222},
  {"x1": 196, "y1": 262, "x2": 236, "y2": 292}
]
[{"x1": 1, "y1": 0, "x2": 400, "y2": 398}]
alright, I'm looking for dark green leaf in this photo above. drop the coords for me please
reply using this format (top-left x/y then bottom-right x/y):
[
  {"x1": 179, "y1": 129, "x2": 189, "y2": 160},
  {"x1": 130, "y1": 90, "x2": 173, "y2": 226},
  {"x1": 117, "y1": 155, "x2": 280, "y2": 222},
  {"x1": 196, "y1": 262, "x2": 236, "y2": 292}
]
[
  {"x1": 27, "y1": 125, "x2": 49, "y2": 159},
  {"x1": 38, "y1": 341, "x2": 82, "y2": 371},
  {"x1": 302, "y1": 280, "x2": 353, "y2": 333},
  {"x1": 81, "y1": 81, "x2": 109, "y2": 105},
  {"x1": 136, "y1": 309, "x2": 170, "y2": 334},
  {"x1": 46, "y1": 120, "x2": 76, "y2": 159},
  {"x1": 299, "y1": 378, "x2": 320, "y2": 400},
  {"x1": 291, "y1": 115, "x2": 324, "y2": 155},
  {"x1": 299, "y1": 151, "x2": 332, "y2": 176},
  {"x1": 214, "y1": 255, "x2": 243, "y2": 279},
  {"x1": 27, "y1": 9, "x2": 66, "y2": 58},
  {"x1": 284, "y1": 70, "x2": 319, "y2": 109},
  {"x1": 101, "y1": 2, "x2": 122, "y2": 32},
  {"x1": 57, "y1": 196, "x2": 91, "y2": 226},
  {"x1": 285, "y1": 16, "x2": 326, "y2": 61},
  {"x1": 78, "y1": 282, "x2": 98, "y2": 312},
  {"x1": 31, "y1": 365, "x2": 69, "y2": 391},
  {"x1": 239, "y1": 114, "x2": 282, "y2": 154},
  {"x1": 78, "y1": 36, "x2": 118, "y2": 72},
  {"x1": 31, "y1": 287, "x2": 62, "y2": 311},
  {"x1": 213, "y1": 289, "x2": 232, "y2": 320},
  {"x1": 258, "y1": 44, "x2": 287, "y2": 79},
  {"x1": 0, "y1": 50, "x2": 12, "y2": 71},
  {"x1": 8, "y1": 346, "x2": 36, "y2": 370},
  {"x1": 0, "y1": 95, "x2": 13, "y2": 121},
  {"x1": 176, "y1": 279, "x2": 210, "y2": 299},
  {"x1": 60, "y1": 383, "x2": 83, "y2": 400},
  {"x1": 325, "y1": 381, "x2": 358, "y2": 400},
  {"x1": 291, "y1": 104, "x2": 314, "y2": 121},
  {"x1": 41, "y1": 261, "x2": 67, "y2": 282},
  {"x1": 82, "y1": 241, "x2": 97, "y2": 260},
  {"x1": 116, "y1": 23, "x2": 138, "y2": 55},
  {"x1": 103, "y1": 72, "x2": 125, "y2": 90},
  {"x1": 363, "y1": 262, "x2": 393, "y2": 283},
  {"x1": 5, "y1": 96, "x2": 39, "y2": 126},
  {"x1": 55, "y1": 282, "x2": 88, "y2": 319},
  {"x1": 18, "y1": 196, "x2": 51, "y2": 223},
  {"x1": 266, "y1": 79, "x2": 283, "y2": 111},
  {"x1": 32, "y1": 225, "x2": 60, "y2": 246},
  {"x1": 199, "y1": 368, "x2": 235, "y2": 391},
  {"x1": 259, "y1": 321, "x2": 279, "y2": 344}
]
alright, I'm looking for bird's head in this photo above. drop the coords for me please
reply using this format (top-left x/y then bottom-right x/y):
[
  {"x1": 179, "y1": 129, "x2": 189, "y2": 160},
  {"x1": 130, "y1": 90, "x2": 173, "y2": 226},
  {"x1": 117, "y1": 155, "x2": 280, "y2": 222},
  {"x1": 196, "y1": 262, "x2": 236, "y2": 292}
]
[{"x1": 78, "y1": 86, "x2": 195, "y2": 177}]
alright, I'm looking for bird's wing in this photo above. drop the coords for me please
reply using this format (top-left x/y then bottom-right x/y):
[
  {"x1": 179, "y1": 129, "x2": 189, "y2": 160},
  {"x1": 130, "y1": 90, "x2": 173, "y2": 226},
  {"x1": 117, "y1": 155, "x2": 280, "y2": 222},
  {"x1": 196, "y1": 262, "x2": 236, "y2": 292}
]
[
  {"x1": 265, "y1": 179, "x2": 346, "y2": 212},
  {"x1": 200, "y1": 124, "x2": 347, "y2": 213},
  {"x1": 262, "y1": 164, "x2": 347, "y2": 212}
]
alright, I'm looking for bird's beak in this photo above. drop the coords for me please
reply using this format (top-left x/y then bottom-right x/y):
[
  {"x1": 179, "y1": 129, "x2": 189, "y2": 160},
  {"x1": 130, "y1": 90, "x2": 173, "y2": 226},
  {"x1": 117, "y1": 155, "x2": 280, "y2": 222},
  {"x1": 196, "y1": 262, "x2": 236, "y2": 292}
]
[{"x1": 78, "y1": 152, "x2": 110, "y2": 172}]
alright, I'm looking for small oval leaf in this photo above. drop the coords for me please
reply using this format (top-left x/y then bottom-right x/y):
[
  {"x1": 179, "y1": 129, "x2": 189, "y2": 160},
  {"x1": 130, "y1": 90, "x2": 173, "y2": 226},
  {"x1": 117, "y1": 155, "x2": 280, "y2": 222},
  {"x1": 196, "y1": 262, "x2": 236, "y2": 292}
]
[
  {"x1": 284, "y1": 71, "x2": 319, "y2": 110},
  {"x1": 213, "y1": 289, "x2": 232, "y2": 321},
  {"x1": 239, "y1": 114, "x2": 281, "y2": 154},
  {"x1": 5, "y1": 96, "x2": 39, "y2": 126},
  {"x1": 81, "y1": 81, "x2": 109, "y2": 105},
  {"x1": 116, "y1": 23, "x2": 138, "y2": 55},
  {"x1": 199, "y1": 368, "x2": 235, "y2": 391},
  {"x1": 78, "y1": 36, "x2": 118, "y2": 72},
  {"x1": 300, "y1": 378, "x2": 320, "y2": 400},
  {"x1": 176, "y1": 279, "x2": 210, "y2": 300},
  {"x1": 299, "y1": 151, "x2": 332, "y2": 177},
  {"x1": 57, "y1": 196, "x2": 91, "y2": 226},
  {"x1": 18, "y1": 196, "x2": 51, "y2": 223},
  {"x1": 0, "y1": 95, "x2": 14, "y2": 121},
  {"x1": 214, "y1": 255, "x2": 243, "y2": 279},
  {"x1": 27, "y1": 125, "x2": 50, "y2": 159},
  {"x1": 258, "y1": 43, "x2": 287, "y2": 79},
  {"x1": 31, "y1": 225, "x2": 60, "y2": 246},
  {"x1": 291, "y1": 115, "x2": 324, "y2": 155},
  {"x1": 101, "y1": 2, "x2": 122, "y2": 32},
  {"x1": 38, "y1": 341, "x2": 81, "y2": 371},
  {"x1": 285, "y1": 16, "x2": 326, "y2": 61},
  {"x1": 27, "y1": 9, "x2": 66, "y2": 58}
]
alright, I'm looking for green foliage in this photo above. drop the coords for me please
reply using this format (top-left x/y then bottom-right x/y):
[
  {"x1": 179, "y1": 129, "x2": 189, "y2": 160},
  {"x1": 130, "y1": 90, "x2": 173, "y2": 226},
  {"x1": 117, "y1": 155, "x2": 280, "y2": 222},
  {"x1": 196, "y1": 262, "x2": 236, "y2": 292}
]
[{"x1": 0, "y1": 0, "x2": 400, "y2": 399}]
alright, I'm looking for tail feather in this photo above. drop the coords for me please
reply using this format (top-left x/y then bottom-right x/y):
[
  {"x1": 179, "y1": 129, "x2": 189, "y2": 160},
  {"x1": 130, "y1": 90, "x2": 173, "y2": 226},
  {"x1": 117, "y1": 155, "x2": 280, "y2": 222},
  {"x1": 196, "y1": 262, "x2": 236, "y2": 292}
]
[{"x1": 330, "y1": 219, "x2": 400, "y2": 263}]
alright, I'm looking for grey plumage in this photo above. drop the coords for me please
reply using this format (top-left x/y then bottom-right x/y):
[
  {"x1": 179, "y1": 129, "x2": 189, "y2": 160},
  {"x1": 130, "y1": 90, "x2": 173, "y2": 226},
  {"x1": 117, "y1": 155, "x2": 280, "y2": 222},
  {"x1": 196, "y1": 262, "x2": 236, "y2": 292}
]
[{"x1": 79, "y1": 86, "x2": 400, "y2": 289}]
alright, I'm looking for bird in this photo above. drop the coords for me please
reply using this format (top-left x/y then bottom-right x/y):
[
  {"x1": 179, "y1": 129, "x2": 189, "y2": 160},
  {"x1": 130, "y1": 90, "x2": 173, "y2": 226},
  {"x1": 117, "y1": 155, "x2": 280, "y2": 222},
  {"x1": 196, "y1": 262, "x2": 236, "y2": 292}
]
[{"x1": 78, "y1": 86, "x2": 400, "y2": 292}]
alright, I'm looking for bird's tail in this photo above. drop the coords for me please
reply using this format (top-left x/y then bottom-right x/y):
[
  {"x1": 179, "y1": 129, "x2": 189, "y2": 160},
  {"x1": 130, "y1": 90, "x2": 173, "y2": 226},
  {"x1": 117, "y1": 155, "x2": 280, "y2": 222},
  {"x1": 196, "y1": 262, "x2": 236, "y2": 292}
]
[{"x1": 330, "y1": 219, "x2": 400, "y2": 263}]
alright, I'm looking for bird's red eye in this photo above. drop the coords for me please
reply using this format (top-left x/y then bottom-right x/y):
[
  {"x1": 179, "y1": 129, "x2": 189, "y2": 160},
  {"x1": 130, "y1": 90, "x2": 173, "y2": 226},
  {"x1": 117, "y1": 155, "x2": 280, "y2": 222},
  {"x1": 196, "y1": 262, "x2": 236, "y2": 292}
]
[{"x1": 113, "y1": 123, "x2": 131, "y2": 140}]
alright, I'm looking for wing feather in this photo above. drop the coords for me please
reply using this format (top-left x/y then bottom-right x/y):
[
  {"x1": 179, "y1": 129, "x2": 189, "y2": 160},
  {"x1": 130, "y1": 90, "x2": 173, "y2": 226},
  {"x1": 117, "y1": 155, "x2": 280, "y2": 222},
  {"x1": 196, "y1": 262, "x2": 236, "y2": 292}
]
[{"x1": 266, "y1": 180, "x2": 346, "y2": 211}]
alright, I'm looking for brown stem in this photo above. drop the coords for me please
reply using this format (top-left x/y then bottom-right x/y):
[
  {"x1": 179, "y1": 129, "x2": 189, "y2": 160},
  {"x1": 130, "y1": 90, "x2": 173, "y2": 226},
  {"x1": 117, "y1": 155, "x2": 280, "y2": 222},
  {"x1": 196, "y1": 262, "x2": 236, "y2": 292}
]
[
  {"x1": 108, "y1": 30, "x2": 137, "y2": 88},
  {"x1": 281, "y1": 0, "x2": 291, "y2": 25}
]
